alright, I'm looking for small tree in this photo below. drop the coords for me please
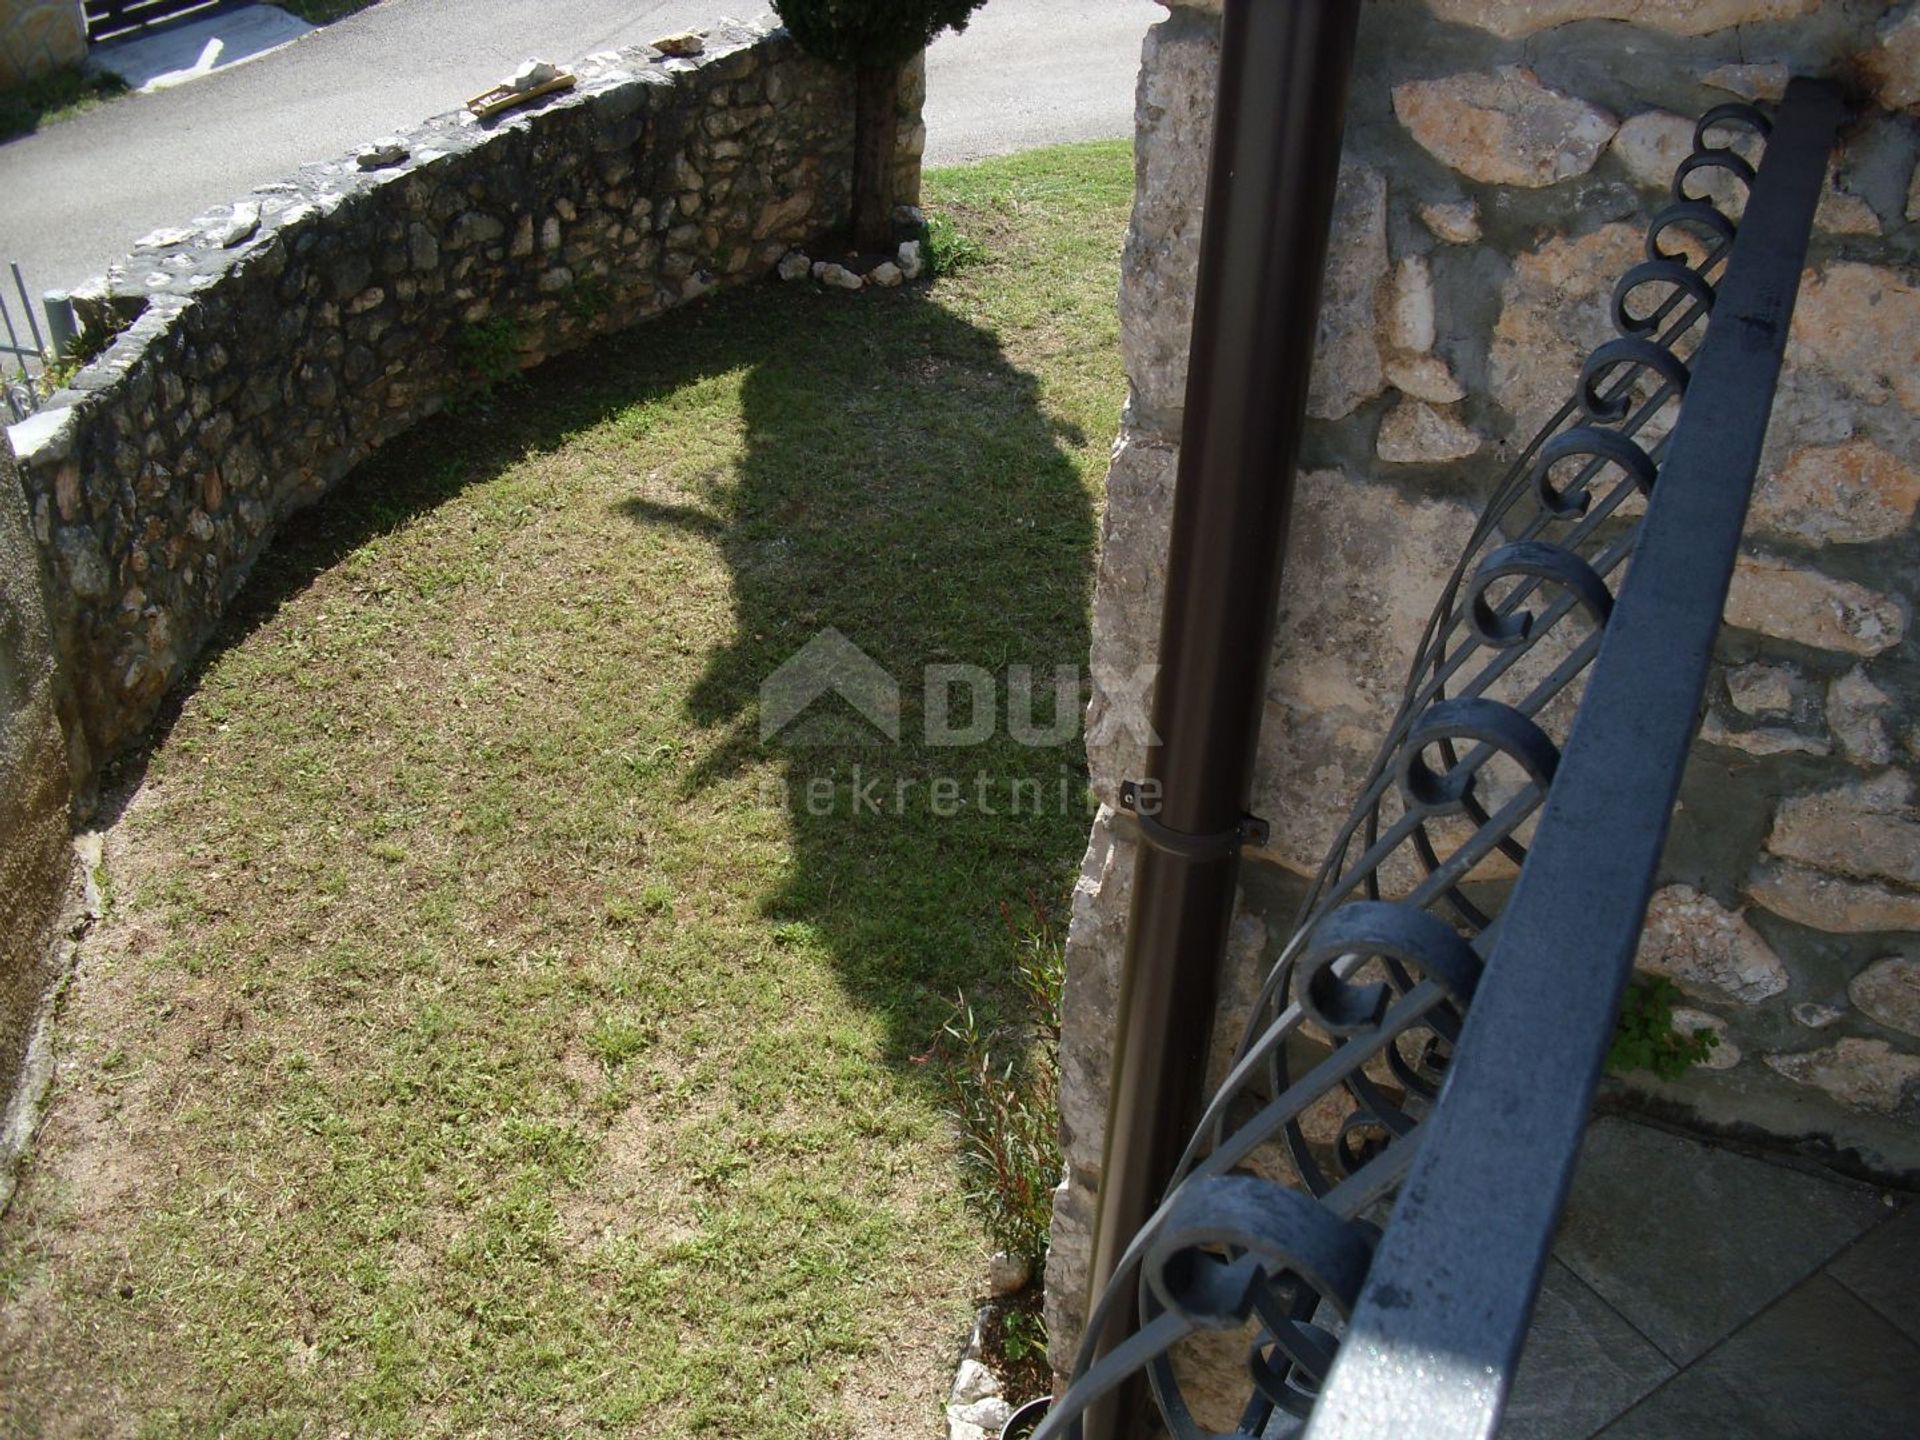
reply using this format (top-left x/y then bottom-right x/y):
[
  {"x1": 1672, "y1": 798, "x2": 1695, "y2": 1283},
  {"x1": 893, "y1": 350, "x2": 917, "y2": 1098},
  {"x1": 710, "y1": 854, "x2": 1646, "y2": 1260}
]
[{"x1": 774, "y1": 0, "x2": 986, "y2": 251}]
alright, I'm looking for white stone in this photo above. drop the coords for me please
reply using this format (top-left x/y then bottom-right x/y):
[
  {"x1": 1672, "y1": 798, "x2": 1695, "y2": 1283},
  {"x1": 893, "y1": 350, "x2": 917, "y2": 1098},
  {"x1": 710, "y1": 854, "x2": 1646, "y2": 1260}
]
[
  {"x1": 1425, "y1": 0, "x2": 1819, "y2": 37},
  {"x1": 950, "y1": 1357, "x2": 1000, "y2": 1406},
  {"x1": 1377, "y1": 399, "x2": 1481, "y2": 463},
  {"x1": 950, "y1": 1396, "x2": 1013, "y2": 1433},
  {"x1": 1636, "y1": 885, "x2": 1789, "y2": 1005},
  {"x1": 1697, "y1": 713, "x2": 1830, "y2": 758},
  {"x1": 1749, "y1": 439, "x2": 1920, "y2": 548},
  {"x1": 1724, "y1": 554, "x2": 1906, "y2": 657},
  {"x1": 650, "y1": 30, "x2": 704, "y2": 58},
  {"x1": 508, "y1": 59, "x2": 562, "y2": 92},
  {"x1": 1788, "y1": 263, "x2": 1920, "y2": 416},
  {"x1": 1829, "y1": 669, "x2": 1894, "y2": 768},
  {"x1": 868, "y1": 261, "x2": 903, "y2": 288},
  {"x1": 1387, "y1": 256, "x2": 1436, "y2": 354},
  {"x1": 1418, "y1": 198, "x2": 1481, "y2": 244},
  {"x1": 212, "y1": 202, "x2": 260, "y2": 248},
  {"x1": 1816, "y1": 188, "x2": 1882, "y2": 237},
  {"x1": 776, "y1": 250, "x2": 811, "y2": 281},
  {"x1": 356, "y1": 137, "x2": 409, "y2": 170},
  {"x1": 897, "y1": 239, "x2": 925, "y2": 280},
  {"x1": 1700, "y1": 62, "x2": 1790, "y2": 102},
  {"x1": 1767, "y1": 770, "x2": 1920, "y2": 892},
  {"x1": 1850, "y1": 956, "x2": 1920, "y2": 1040},
  {"x1": 1865, "y1": 4, "x2": 1920, "y2": 111},
  {"x1": 1391, "y1": 68, "x2": 1616, "y2": 188},
  {"x1": 812, "y1": 261, "x2": 863, "y2": 291},
  {"x1": 1306, "y1": 166, "x2": 1388, "y2": 420},
  {"x1": 1726, "y1": 662, "x2": 1793, "y2": 718},
  {"x1": 987, "y1": 1250, "x2": 1030, "y2": 1296},
  {"x1": 1793, "y1": 1002, "x2": 1846, "y2": 1029},
  {"x1": 1765, "y1": 1038, "x2": 1920, "y2": 1115},
  {"x1": 1748, "y1": 862, "x2": 1920, "y2": 935},
  {"x1": 1671, "y1": 1008, "x2": 1740, "y2": 1070},
  {"x1": 1385, "y1": 354, "x2": 1467, "y2": 404},
  {"x1": 1611, "y1": 111, "x2": 1695, "y2": 191}
]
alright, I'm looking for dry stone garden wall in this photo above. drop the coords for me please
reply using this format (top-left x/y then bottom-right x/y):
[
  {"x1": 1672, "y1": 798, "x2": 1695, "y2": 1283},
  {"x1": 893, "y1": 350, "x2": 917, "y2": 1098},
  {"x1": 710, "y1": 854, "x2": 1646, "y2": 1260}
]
[
  {"x1": 0, "y1": 17, "x2": 921, "y2": 1112},
  {"x1": 1051, "y1": 0, "x2": 1920, "y2": 1374},
  {"x1": 4, "y1": 17, "x2": 923, "y2": 792}
]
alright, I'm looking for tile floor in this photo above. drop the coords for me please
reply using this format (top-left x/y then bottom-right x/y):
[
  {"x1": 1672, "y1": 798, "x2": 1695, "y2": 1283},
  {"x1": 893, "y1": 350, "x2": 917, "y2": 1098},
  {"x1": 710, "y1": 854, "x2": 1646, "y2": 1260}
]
[{"x1": 1502, "y1": 1117, "x2": 1919, "y2": 1439}]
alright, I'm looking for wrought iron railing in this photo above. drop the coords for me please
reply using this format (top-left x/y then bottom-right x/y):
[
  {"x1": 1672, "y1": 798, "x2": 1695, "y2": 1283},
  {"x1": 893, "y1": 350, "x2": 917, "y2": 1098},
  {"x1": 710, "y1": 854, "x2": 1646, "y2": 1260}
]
[{"x1": 1040, "y1": 77, "x2": 1842, "y2": 1440}]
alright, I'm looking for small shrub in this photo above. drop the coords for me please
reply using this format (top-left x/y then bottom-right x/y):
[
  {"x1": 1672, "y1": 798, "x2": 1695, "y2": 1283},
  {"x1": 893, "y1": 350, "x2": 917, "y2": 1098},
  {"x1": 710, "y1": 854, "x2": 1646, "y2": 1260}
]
[
  {"x1": 1607, "y1": 975, "x2": 1717, "y2": 1081},
  {"x1": 926, "y1": 212, "x2": 989, "y2": 275},
  {"x1": 922, "y1": 897, "x2": 1062, "y2": 1273},
  {"x1": 454, "y1": 316, "x2": 523, "y2": 398}
]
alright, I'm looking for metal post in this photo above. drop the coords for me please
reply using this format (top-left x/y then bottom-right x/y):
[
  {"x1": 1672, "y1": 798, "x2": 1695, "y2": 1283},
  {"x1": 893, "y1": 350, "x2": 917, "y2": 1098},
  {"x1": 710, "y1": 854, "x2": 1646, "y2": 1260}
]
[
  {"x1": 43, "y1": 292, "x2": 77, "y2": 357},
  {"x1": 1079, "y1": 3, "x2": 1361, "y2": 1436}
]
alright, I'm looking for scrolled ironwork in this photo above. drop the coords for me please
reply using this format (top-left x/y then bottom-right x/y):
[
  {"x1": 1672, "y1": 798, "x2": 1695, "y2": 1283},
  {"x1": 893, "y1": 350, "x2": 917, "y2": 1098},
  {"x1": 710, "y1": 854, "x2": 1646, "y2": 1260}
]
[{"x1": 1038, "y1": 84, "x2": 1815, "y2": 1440}]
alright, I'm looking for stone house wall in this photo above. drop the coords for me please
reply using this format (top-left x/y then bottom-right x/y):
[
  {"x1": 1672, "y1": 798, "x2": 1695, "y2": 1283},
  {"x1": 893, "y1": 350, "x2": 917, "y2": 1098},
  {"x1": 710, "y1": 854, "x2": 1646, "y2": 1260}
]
[
  {"x1": 4, "y1": 19, "x2": 923, "y2": 793},
  {"x1": 0, "y1": 0, "x2": 85, "y2": 92},
  {"x1": 1050, "y1": 0, "x2": 1920, "y2": 1376}
]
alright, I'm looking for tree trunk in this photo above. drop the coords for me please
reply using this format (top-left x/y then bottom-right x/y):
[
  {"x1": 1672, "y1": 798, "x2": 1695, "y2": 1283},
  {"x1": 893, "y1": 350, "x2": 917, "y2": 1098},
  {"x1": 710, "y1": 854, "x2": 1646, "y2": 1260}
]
[{"x1": 852, "y1": 62, "x2": 900, "y2": 253}]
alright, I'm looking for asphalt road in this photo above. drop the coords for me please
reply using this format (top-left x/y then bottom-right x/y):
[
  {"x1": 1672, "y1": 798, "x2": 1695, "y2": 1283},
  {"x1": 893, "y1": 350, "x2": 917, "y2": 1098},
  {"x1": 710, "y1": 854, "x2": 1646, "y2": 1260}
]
[{"x1": 0, "y1": 0, "x2": 1157, "y2": 298}]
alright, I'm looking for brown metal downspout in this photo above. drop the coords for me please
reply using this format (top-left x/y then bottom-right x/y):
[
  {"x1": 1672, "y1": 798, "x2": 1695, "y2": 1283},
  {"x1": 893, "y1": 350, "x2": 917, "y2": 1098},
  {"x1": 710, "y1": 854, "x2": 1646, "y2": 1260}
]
[{"x1": 1079, "y1": 3, "x2": 1360, "y2": 1436}]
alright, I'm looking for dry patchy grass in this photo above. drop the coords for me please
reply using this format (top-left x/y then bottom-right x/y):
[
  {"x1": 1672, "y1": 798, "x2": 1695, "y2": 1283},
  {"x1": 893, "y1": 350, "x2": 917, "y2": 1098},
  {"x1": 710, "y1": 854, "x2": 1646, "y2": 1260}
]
[{"x1": 0, "y1": 141, "x2": 1131, "y2": 1437}]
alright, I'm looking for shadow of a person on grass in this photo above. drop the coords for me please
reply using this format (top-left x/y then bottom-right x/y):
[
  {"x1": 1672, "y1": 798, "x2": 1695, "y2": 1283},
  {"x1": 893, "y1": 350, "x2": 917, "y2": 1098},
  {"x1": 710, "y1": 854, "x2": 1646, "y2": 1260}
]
[{"x1": 623, "y1": 275, "x2": 1098, "y2": 1065}]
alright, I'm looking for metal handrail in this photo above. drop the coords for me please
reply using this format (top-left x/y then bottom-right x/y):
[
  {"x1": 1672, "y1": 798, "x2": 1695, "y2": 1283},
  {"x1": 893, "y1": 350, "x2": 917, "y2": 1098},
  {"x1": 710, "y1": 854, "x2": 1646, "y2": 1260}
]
[{"x1": 1039, "y1": 74, "x2": 1842, "y2": 1440}]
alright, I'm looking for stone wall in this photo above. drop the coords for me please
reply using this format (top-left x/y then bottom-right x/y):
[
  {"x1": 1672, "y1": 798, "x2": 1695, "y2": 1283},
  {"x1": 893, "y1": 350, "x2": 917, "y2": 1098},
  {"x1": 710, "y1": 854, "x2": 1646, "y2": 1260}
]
[
  {"x1": 1051, "y1": 0, "x2": 1920, "y2": 1374},
  {"x1": 0, "y1": 0, "x2": 84, "y2": 91},
  {"x1": 0, "y1": 426, "x2": 73, "y2": 1147},
  {"x1": 5, "y1": 19, "x2": 921, "y2": 789}
]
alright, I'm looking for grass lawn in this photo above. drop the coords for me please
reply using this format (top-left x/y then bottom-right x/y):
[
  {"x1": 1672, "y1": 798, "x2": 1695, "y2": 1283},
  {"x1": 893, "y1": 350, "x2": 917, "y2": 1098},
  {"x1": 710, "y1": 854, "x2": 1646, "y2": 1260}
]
[{"x1": 0, "y1": 140, "x2": 1130, "y2": 1436}]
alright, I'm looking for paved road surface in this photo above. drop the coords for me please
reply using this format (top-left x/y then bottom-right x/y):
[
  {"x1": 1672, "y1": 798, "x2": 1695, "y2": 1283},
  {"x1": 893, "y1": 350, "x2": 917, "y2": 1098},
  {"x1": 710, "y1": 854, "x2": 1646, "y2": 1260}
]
[{"x1": 0, "y1": 0, "x2": 1157, "y2": 298}]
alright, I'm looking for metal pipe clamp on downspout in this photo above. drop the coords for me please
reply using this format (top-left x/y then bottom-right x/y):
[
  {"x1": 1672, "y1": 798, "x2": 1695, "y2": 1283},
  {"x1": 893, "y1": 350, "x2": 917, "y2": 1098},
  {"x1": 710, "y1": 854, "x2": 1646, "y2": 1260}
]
[{"x1": 1075, "y1": 3, "x2": 1362, "y2": 1438}]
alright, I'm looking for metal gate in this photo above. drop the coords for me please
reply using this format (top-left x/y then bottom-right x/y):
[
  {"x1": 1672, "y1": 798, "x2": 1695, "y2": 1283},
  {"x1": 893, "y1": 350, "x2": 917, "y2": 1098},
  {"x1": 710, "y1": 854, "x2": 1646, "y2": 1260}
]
[{"x1": 83, "y1": 0, "x2": 226, "y2": 44}]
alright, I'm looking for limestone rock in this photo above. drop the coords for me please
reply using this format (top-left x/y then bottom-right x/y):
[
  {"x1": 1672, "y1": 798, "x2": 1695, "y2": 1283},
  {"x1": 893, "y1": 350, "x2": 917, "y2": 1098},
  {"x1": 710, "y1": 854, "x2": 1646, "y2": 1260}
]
[
  {"x1": 1085, "y1": 436, "x2": 1177, "y2": 797},
  {"x1": 1377, "y1": 399, "x2": 1481, "y2": 463},
  {"x1": 897, "y1": 239, "x2": 925, "y2": 281},
  {"x1": 1305, "y1": 166, "x2": 1388, "y2": 420},
  {"x1": 1697, "y1": 713, "x2": 1830, "y2": 758},
  {"x1": 1765, "y1": 1038, "x2": 1920, "y2": 1115},
  {"x1": 1254, "y1": 473, "x2": 1480, "y2": 869},
  {"x1": 1723, "y1": 555, "x2": 1906, "y2": 657},
  {"x1": 949, "y1": 1396, "x2": 1012, "y2": 1435},
  {"x1": 776, "y1": 250, "x2": 811, "y2": 281},
  {"x1": 1787, "y1": 263, "x2": 1920, "y2": 415},
  {"x1": 508, "y1": 59, "x2": 563, "y2": 92},
  {"x1": 1388, "y1": 256, "x2": 1436, "y2": 354},
  {"x1": 1828, "y1": 669, "x2": 1894, "y2": 768},
  {"x1": 1749, "y1": 862, "x2": 1920, "y2": 934},
  {"x1": 1726, "y1": 662, "x2": 1794, "y2": 719},
  {"x1": 1635, "y1": 884, "x2": 1788, "y2": 1005},
  {"x1": 868, "y1": 260, "x2": 903, "y2": 288},
  {"x1": 1864, "y1": 4, "x2": 1920, "y2": 112},
  {"x1": 1750, "y1": 439, "x2": 1920, "y2": 548},
  {"x1": 987, "y1": 1250, "x2": 1030, "y2": 1297},
  {"x1": 1816, "y1": 188, "x2": 1883, "y2": 237},
  {"x1": 951, "y1": 1357, "x2": 999, "y2": 1406},
  {"x1": 1671, "y1": 1007, "x2": 1740, "y2": 1070},
  {"x1": 1611, "y1": 111, "x2": 1695, "y2": 191},
  {"x1": 651, "y1": 31, "x2": 704, "y2": 58},
  {"x1": 1851, "y1": 956, "x2": 1920, "y2": 1040},
  {"x1": 1793, "y1": 1002, "x2": 1846, "y2": 1029},
  {"x1": 1425, "y1": 0, "x2": 1819, "y2": 38},
  {"x1": 356, "y1": 137, "x2": 409, "y2": 170},
  {"x1": 1118, "y1": 17, "x2": 1218, "y2": 434},
  {"x1": 810, "y1": 261, "x2": 862, "y2": 291},
  {"x1": 1391, "y1": 68, "x2": 1616, "y2": 188},
  {"x1": 1418, "y1": 198, "x2": 1481, "y2": 244},
  {"x1": 1491, "y1": 222, "x2": 1641, "y2": 437},
  {"x1": 1767, "y1": 771, "x2": 1920, "y2": 891},
  {"x1": 1699, "y1": 62, "x2": 1789, "y2": 102},
  {"x1": 212, "y1": 202, "x2": 260, "y2": 248},
  {"x1": 1386, "y1": 354, "x2": 1466, "y2": 404}
]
